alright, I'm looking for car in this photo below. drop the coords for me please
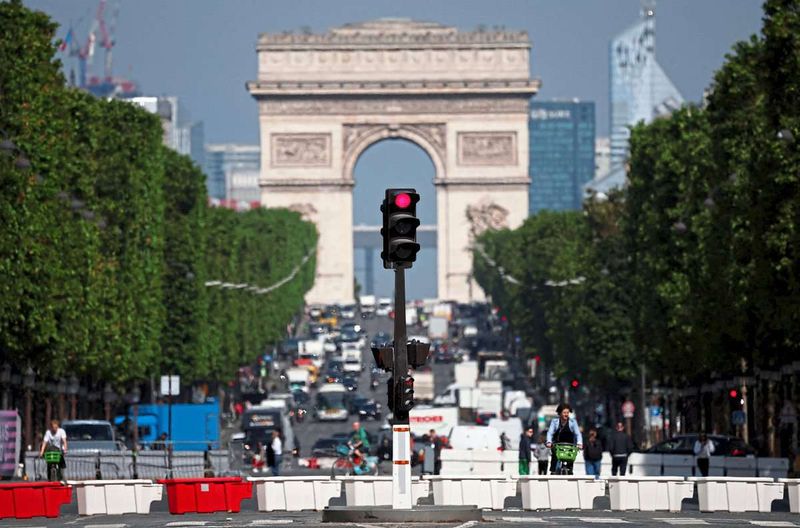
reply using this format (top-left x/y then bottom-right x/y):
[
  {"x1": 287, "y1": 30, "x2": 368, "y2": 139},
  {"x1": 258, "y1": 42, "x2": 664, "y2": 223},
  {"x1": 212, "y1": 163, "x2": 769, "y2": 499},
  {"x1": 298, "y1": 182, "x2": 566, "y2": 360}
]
[
  {"x1": 338, "y1": 330, "x2": 361, "y2": 344},
  {"x1": 371, "y1": 332, "x2": 391, "y2": 347},
  {"x1": 340, "y1": 322, "x2": 364, "y2": 336},
  {"x1": 342, "y1": 375, "x2": 359, "y2": 392},
  {"x1": 324, "y1": 370, "x2": 343, "y2": 384},
  {"x1": 434, "y1": 346, "x2": 455, "y2": 364},
  {"x1": 311, "y1": 438, "x2": 346, "y2": 458},
  {"x1": 340, "y1": 304, "x2": 357, "y2": 319},
  {"x1": 646, "y1": 434, "x2": 756, "y2": 457},
  {"x1": 356, "y1": 399, "x2": 382, "y2": 420},
  {"x1": 62, "y1": 420, "x2": 121, "y2": 451},
  {"x1": 348, "y1": 395, "x2": 369, "y2": 414}
]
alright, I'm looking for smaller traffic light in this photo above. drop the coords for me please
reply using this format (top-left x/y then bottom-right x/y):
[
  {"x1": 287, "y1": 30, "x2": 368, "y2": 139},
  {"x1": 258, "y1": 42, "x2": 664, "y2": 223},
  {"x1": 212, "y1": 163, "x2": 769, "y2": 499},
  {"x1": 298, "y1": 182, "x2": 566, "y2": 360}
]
[
  {"x1": 570, "y1": 379, "x2": 580, "y2": 389},
  {"x1": 395, "y1": 375, "x2": 415, "y2": 414},
  {"x1": 380, "y1": 188, "x2": 421, "y2": 269},
  {"x1": 729, "y1": 389, "x2": 738, "y2": 399}
]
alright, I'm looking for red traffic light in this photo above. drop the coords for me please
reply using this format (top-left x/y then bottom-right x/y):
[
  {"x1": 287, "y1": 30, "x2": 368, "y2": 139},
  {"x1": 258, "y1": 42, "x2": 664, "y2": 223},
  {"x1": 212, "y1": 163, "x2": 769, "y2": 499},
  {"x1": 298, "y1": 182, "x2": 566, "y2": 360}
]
[
  {"x1": 571, "y1": 379, "x2": 579, "y2": 388},
  {"x1": 394, "y1": 192, "x2": 412, "y2": 209},
  {"x1": 729, "y1": 389, "x2": 738, "y2": 398}
]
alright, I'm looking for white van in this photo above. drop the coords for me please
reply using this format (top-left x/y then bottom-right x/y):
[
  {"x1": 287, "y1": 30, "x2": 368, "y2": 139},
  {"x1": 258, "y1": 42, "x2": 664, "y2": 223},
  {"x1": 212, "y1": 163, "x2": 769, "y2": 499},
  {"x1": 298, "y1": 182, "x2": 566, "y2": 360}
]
[
  {"x1": 487, "y1": 417, "x2": 523, "y2": 450},
  {"x1": 448, "y1": 425, "x2": 501, "y2": 450}
]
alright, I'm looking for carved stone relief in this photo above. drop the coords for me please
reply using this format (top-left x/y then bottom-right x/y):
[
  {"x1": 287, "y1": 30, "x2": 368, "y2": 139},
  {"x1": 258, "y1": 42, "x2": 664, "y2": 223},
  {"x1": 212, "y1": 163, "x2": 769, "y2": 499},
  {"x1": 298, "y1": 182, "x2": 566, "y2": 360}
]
[
  {"x1": 270, "y1": 133, "x2": 331, "y2": 167},
  {"x1": 260, "y1": 97, "x2": 529, "y2": 116},
  {"x1": 457, "y1": 132, "x2": 517, "y2": 166},
  {"x1": 466, "y1": 198, "x2": 510, "y2": 238}
]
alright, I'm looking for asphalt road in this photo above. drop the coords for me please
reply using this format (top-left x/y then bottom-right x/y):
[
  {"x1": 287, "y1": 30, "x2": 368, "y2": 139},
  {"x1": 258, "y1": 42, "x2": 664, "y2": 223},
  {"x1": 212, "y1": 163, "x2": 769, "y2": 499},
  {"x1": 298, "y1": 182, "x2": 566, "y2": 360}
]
[{"x1": 2, "y1": 508, "x2": 800, "y2": 527}]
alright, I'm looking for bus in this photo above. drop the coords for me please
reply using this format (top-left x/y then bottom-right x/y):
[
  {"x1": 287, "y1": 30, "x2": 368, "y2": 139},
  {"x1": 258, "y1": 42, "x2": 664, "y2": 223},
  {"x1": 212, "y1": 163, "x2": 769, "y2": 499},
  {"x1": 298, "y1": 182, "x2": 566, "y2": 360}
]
[{"x1": 315, "y1": 383, "x2": 349, "y2": 421}]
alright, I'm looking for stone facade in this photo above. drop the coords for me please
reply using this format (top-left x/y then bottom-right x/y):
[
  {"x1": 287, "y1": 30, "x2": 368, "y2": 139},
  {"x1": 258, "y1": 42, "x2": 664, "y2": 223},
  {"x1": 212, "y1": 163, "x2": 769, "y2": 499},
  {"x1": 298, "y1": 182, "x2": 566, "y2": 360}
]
[{"x1": 249, "y1": 18, "x2": 538, "y2": 304}]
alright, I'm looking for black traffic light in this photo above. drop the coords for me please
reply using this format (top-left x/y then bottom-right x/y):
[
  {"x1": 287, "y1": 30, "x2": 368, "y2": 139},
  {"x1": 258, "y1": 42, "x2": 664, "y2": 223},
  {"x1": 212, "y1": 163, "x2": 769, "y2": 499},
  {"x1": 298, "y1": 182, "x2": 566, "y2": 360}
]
[
  {"x1": 395, "y1": 375, "x2": 415, "y2": 415},
  {"x1": 371, "y1": 345, "x2": 394, "y2": 371},
  {"x1": 407, "y1": 340, "x2": 431, "y2": 369},
  {"x1": 380, "y1": 188, "x2": 420, "y2": 269},
  {"x1": 387, "y1": 376, "x2": 395, "y2": 412}
]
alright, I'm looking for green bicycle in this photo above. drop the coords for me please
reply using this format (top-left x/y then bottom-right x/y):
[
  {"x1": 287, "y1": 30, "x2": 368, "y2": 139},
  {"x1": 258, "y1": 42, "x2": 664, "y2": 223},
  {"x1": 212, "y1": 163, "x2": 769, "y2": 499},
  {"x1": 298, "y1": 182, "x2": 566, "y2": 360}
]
[
  {"x1": 553, "y1": 443, "x2": 579, "y2": 475},
  {"x1": 43, "y1": 450, "x2": 63, "y2": 482}
]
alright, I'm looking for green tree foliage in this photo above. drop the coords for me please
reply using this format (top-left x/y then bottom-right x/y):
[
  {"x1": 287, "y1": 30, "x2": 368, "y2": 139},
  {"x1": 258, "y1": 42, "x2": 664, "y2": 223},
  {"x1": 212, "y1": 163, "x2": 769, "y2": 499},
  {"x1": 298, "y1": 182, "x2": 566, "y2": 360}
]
[{"x1": 0, "y1": 1, "x2": 317, "y2": 391}]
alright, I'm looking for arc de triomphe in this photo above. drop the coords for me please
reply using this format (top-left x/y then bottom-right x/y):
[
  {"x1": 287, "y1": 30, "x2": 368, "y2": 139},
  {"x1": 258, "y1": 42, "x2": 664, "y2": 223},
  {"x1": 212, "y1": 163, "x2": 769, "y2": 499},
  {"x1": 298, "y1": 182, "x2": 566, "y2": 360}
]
[{"x1": 248, "y1": 19, "x2": 539, "y2": 304}]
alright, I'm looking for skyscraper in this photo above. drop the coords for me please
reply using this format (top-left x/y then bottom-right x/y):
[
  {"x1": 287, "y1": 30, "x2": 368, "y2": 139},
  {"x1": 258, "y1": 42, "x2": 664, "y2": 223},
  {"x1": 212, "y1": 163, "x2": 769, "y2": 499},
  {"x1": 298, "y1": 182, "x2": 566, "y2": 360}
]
[
  {"x1": 608, "y1": 3, "x2": 683, "y2": 168},
  {"x1": 529, "y1": 100, "x2": 596, "y2": 213},
  {"x1": 204, "y1": 144, "x2": 260, "y2": 200}
]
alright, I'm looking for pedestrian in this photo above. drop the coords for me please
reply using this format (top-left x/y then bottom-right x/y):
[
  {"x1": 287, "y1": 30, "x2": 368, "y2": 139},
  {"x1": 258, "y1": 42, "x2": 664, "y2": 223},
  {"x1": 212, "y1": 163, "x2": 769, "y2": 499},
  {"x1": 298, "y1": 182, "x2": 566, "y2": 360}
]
[
  {"x1": 428, "y1": 429, "x2": 443, "y2": 475},
  {"x1": 152, "y1": 432, "x2": 168, "y2": 451},
  {"x1": 533, "y1": 433, "x2": 550, "y2": 475},
  {"x1": 518, "y1": 426, "x2": 534, "y2": 475},
  {"x1": 694, "y1": 432, "x2": 715, "y2": 477},
  {"x1": 499, "y1": 431, "x2": 510, "y2": 451},
  {"x1": 584, "y1": 428, "x2": 603, "y2": 477},
  {"x1": 270, "y1": 429, "x2": 283, "y2": 476},
  {"x1": 607, "y1": 421, "x2": 634, "y2": 476}
]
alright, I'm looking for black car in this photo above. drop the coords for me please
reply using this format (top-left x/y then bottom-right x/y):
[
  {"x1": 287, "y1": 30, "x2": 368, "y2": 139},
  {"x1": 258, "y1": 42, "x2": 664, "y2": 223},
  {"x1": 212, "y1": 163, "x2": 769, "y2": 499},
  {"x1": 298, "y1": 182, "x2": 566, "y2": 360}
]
[
  {"x1": 646, "y1": 434, "x2": 756, "y2": 457},
  {"x1": 356, "y1": 399, "x2": 382, "y2": 420},
  {"x1": 347, "y1": 395, "x2": 369, "y2": 414},
  {"x1": 311, "y1": 438, "x2": 346, "y2": 458},
  {"x1": 342, "y1": 375, "x2": 359, "y2": 392},
  {"x1": 371, "y1": 332, "x2": 391, "y2": 347}
]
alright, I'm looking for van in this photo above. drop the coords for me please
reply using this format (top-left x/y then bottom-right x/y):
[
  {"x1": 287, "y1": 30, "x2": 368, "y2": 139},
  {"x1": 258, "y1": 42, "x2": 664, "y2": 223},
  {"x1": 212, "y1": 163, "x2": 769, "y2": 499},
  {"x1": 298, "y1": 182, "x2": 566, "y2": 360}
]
[
  {"x1": 448, "y1": 425, "x2": 501, "y2": 450},
  {"x1": 241, "y1": 407, "x2": 295, "y2": 453},
  {"x1": 62, "y1": 420, "x2": 120, "y2": 451},
  {"x1": 487, "y1": 417, "x2": 523, "y2": 450}
]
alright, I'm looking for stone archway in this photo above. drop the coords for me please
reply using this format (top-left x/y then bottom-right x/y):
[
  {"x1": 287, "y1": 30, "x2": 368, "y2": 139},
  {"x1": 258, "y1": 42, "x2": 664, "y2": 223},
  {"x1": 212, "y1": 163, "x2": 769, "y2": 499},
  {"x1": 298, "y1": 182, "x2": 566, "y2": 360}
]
[{"x1": 248, "y1": 18, "x2": 539, "y2": 304}]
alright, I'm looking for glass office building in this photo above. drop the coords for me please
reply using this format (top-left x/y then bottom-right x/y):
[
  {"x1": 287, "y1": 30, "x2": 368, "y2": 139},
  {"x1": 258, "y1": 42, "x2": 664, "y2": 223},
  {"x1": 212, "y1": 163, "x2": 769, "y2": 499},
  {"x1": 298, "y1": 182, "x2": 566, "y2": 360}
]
[
  {"x1": 204, "y1": 144, "x2": 260, "y2": 200},
  {"x1": 529, "y1": 100, "x2": 596, "y2": 213},
  {"x1": 609, "y1": 4, "x2": 683, "y2": 168}
]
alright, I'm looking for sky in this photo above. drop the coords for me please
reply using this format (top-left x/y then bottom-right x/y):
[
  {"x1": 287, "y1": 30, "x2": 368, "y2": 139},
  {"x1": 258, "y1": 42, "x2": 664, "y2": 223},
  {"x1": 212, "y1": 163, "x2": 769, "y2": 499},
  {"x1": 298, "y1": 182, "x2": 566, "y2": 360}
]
[{"x1": 26, "y1": 0, "x2": 765, "y2": 299}]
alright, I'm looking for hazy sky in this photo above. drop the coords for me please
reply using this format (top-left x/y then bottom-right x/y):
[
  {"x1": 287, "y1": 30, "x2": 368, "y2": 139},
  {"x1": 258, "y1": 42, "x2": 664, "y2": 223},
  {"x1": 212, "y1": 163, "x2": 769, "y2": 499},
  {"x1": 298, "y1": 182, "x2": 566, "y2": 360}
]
[{"x1": 26, "y1": 0, "x2": 765, "y2": 299}]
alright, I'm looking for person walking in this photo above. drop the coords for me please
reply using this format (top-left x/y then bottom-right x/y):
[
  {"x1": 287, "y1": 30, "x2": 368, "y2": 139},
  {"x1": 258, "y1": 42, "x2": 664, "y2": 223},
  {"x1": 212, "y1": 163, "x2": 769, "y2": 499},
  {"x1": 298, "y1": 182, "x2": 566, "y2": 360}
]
[
  {"x1": 518, "y1": 427, "x2": 534, "y2": 475},
  {"x1": 428, "y1": 429, "x2": 444, "y2": 475},
  {"x1": 607, "y1": 421, "x2": 634, "y2": 476},
  {"x1": 546, "y1": 403, "x2": 583, "y2": 474},
  {"x1": 694, "y1": 433, "x2": 715, "y2": 477},
  {"x1": 583, "y1": 428, "x2": 603, "y2": 477},
  {"x1": 533, "y1": 433, "x2": 550, "y2": 475},
  {"x1": 270, "y1": 429, "x2": 283, "y2": 476}
]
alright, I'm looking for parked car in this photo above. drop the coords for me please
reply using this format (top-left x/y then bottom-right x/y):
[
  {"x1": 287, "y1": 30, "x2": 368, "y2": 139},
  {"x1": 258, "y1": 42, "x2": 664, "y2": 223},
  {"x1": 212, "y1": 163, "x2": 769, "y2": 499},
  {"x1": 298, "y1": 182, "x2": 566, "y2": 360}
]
[
  {"x1": 311, "y1": 437, "x2": 346, "y2": 458},
  {"x1": 62, "y1": 420, "x2": 121, "y2": 451},
  {"x1": 646, "y1": 434, "x2": 756, "y2": 456}
]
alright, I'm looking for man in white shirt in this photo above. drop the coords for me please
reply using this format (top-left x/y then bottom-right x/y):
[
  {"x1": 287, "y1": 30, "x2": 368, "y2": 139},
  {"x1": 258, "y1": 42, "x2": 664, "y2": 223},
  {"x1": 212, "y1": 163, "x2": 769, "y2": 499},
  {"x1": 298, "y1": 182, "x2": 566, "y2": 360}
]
[
  {"x1": 693, "y1": 432, "x2": 715, "y2": 476},
  {"x1": 270, "y1": 429, "x2": 283, "y2": 476},
  {"x1": 39, "y1": 419, "x2": 68, "y2": 480}
]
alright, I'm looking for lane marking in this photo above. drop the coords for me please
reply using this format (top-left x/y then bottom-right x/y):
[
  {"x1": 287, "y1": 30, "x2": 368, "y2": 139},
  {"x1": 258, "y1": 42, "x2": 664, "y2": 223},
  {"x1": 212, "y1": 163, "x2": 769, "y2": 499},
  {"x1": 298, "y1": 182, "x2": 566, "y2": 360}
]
[
  {"x1": 454, "y1": 521, "x2": 479, "y2": 528},
  {"x1": 251, "y1": 521, "x2": 294, "y2": 526},
  {"x1": 166, "y1": 523, "x2": 208, "y2": 527},
  {"x1": 86, "y1": 525, "x2": 128, "y2": 528},
  {"x1": 749, "y1": 522, "x2": 798, "y2": 527},
  {"x1": 501, "y1": 517, "x2": 546, "y2": 523},
  {"x1": 580, "y1": 519, "x2": 630, "y2": 524},
  {"x1": 654, "y1": 519, "x2": 709, "y2": 525}
]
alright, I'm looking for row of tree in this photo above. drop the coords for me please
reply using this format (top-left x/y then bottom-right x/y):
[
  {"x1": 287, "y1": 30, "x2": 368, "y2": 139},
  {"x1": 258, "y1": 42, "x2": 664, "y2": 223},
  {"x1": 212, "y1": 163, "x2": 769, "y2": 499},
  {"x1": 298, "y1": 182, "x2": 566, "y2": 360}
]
[
  {"x1": 0, "y1": 1, "x2": 317, "y2": 390},
  {"x1": 474, "y1": 0, "x2": 799, "y2": 445}
]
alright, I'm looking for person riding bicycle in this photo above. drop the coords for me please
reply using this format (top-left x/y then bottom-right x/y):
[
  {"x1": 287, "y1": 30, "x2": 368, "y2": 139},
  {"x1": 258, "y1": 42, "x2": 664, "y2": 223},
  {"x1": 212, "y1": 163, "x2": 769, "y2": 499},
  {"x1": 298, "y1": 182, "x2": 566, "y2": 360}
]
[
  {"x1": 545, "y1": 403, "x2": 583, "y2": 474},
  {"x1": 39, "y1": 419, "x2": 68, "y2": 481},
  {"x1": 349, "y1": 421, "x2": 370, "y2": 467}
]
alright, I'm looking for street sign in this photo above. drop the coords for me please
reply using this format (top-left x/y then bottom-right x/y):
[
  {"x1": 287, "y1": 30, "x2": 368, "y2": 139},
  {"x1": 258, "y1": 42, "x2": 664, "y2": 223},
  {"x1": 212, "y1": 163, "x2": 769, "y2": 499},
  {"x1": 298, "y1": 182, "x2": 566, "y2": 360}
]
[
  {"x1": 731, "y1": 410, "x2": 746, "y2": 426},
  {"x1": 622, "y1": 400, "x2": 635, "y2": 419},
  {"x1": 160, "y1": 375, "x2": 180, "y2": 396}
]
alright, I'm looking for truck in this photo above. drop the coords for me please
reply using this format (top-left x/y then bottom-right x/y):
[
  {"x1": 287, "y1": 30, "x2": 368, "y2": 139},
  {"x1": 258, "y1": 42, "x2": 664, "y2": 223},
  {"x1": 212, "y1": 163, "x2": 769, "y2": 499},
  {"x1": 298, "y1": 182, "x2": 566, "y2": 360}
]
[
  {"x1": 454, "y1": 361, "x2": 479, "y2": 388},
  {"x1": 483, "y1": 360, "x2": 508, "y2": 381},
  {"x1": 427, "y1": 316, "x2": 449, "y2": 340},
  {"x1": 286, "y1": 367, "x2": 310, "y2": 392},
  {"x1": 116, "y1": 401, "x2": 220, "y2": 451},
  {"x1": 359, "y1": 295, "x2": 376, "y2": 316},
  {"x1": 409, "y1": 406, "x2": 458, "y2": 437},
  {"x1": 413, "y1": 369, "x2": 435, "y2": 403},
  {"x1": 476, "y1": 380, "x2": 503, "y2": 416}
]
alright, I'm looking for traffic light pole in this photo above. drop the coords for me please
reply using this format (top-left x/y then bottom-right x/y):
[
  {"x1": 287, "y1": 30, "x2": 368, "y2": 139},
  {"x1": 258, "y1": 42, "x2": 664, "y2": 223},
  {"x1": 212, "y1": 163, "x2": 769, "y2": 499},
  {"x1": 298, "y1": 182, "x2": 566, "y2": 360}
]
[{"x1": 392, "y1": 266, "x2": 412, "y2": 509}]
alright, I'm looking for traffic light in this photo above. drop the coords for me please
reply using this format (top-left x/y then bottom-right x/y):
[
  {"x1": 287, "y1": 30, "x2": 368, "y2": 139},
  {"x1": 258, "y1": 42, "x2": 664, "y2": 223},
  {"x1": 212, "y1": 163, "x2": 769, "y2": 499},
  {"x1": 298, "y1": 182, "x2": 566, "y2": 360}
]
[
  {"x1": 406, "y1": 340, "x2": 431, "y2": 369},
  {"x1": 395, "y1": 375, "x2": 415, "y2": 415},
  {"x1": 571, "y1": 379, "x2": 580, "y2": 389},
  {"x1": 380, "y1": 188, "x2": 420, "y2": 269}
]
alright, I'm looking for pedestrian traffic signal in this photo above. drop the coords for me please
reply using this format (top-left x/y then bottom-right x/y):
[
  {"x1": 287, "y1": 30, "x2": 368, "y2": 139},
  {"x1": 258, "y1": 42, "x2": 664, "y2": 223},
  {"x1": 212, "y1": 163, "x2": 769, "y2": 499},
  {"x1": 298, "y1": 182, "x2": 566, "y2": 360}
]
[
  {"x1": 380, "y1": 188, "x2": 420, "y2": 269},
  {"x1": 395, "y1": 375, "x2": 415, "y2": 415},
  {"x1": 571, "y1": 379, "x2": 580, "y2": 389}
]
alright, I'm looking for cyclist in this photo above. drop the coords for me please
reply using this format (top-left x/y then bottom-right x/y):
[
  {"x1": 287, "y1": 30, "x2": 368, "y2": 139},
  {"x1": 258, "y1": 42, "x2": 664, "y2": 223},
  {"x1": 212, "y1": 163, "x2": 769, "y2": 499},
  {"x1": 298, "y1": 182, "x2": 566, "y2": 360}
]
[
  {"x1": 349, "y1": 421, "x2": 370, "y2": 467},
  {"x1": 545, "y1": 403, "x2": 583, "y2": 474},
  {"x1": 39, "y1": 419, "x2": 68, "y2": 481}
]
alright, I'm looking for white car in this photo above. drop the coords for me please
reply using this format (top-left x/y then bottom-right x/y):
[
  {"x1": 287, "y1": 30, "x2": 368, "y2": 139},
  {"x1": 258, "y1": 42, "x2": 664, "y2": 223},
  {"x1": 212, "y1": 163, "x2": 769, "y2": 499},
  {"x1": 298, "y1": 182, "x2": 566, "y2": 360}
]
[{"x1": 343, "y1": 357, "x2": 362, "y2": 373}]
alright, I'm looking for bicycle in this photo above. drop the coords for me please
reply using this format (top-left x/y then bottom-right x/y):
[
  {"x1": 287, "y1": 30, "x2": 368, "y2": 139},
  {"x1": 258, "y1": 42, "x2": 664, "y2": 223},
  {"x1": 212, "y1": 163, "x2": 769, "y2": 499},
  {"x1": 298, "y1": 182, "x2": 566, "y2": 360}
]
[
  {"x1": 330, "y1": 444, "x2": 379, "y2": 477},
  {"x1": 43, "y1": 450, "x2": 63, "y2": 482},
  {"x1": 553, "y1": 443, "x2": 579, "y2": 475}
]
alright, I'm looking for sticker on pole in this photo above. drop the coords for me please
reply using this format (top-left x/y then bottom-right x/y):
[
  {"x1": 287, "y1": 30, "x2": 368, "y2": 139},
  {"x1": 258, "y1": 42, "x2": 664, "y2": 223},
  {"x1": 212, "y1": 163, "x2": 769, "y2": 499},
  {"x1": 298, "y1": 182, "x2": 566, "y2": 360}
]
[
  {"x1": 160, "y1": 375, "x2": 180, "y2": 396},
  {"x1": 621, "y1": 400, "x2": 635, "y2": 419}
]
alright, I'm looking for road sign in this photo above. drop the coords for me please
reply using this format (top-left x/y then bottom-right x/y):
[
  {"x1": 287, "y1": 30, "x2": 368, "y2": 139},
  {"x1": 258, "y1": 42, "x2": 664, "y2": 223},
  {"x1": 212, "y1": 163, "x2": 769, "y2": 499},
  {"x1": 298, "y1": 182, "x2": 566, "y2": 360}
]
[
  {"x1": 622, "y1": 400, "x2": 635, "y2": 419},
  {"x1": 731, "y1": 410, "x2": 746, "y2": 426},
  {"x1": 160, "y1": 375, "x2": 180, "y2": 396}
]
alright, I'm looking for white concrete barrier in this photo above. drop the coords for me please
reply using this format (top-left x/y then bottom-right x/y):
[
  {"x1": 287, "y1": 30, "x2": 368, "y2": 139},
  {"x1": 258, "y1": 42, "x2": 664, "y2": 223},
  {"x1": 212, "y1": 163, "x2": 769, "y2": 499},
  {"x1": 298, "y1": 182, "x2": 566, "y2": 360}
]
[
  {"x1": 249, "y1": 476, "x2": 342, "y2": 512},
  {"x1": 662, "y1": 454, "x2": 694, "y2": 477},
  {"x1": 69, "y1": 479, "x2": 162, "y2": 515},
  {"x1": 338, "y1": 476, "x2": 428, "y2": 507},
  {"x1": 500, "y1": 450, "x2": 519, "y2": 477},
  {"x1": 778, "y1": 478, "x2": 800, "y2": 513},
  {"x1": 628, "y1": 453, "x2": 661, "y2": 476},
  {"x1": 440, "y1": 449, "x2": 473, "y2": 475},
  {"x1": 426, "y1": 474, "x2": 516, "y2": 510},
  {"x1": 724, "y1": 456, "x2": 757, "y2": 477},
  {"x1": 758, "y1": 457, "x2": 789, "y2": 478},
  {"x1": 607, "y1": 476, "x2": 690, "y2": 512},
  {"x1": 471, "y1": 450, "x2": 503, "y2": 475},
  {"x1": 690, "y1": 476, "x2": 784, "y2": 513},
  {"x1": 516, "y1": 475, "x2": 605, "y2": 510}
]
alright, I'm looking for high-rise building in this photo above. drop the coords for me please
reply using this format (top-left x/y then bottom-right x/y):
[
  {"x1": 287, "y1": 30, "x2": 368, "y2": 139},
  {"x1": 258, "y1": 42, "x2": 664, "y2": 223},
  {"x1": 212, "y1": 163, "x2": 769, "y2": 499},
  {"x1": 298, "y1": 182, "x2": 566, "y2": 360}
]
[
  {"x1": 608, "y1": 4, "x2": 683, "y2": 168},
  {"x1": 204, "y1": 144, "x2": 261, "y2": 200},
  {"x1": 127, "y1": 96, "x2": 205, "y2": 168},
  {"x1": 594, "y1": 137, "x2": 611, "y2": 181},
  {"x1": 529, "y1": 100, "x2": 595, "y2": 213}
]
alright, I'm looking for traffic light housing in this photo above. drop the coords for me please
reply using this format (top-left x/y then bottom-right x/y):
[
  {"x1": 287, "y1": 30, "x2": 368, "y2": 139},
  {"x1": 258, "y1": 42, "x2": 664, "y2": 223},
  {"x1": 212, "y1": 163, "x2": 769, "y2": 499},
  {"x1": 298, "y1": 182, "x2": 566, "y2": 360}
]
[
  {"x1": 395, "y1": 375, "x2": 415, "y2": 416},
  {"x1": 380, "y1": 188, "x2": 420, "y2": 269},
  {"x1": 407, "y1": 340, "x2": 431, "y2": 369}
]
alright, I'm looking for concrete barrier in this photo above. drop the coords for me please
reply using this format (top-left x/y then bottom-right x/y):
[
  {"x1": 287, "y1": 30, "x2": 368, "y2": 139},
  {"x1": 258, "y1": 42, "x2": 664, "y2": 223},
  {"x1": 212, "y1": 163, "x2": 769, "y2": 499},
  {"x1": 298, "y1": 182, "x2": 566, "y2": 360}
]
[
  {"x1": 607, "y1": 476, "x2": 690, "y2": 512},
  {"x1": 662, "y1": 454, "x2": 694, "y2": 477},
  {"x1": 69, "y1": 479, "x2": 162, "y2": 516},
  {"x1": 426, "y1": 474, "x2": 516, "y2": 510},
  {"x1": 690, "y1": 476, "x2": 784, "y2": 513},
  {"x1": 471, "y1": 450, "x2": 503, "y2": 475},
  {"x1": 249, "y1": 477, "x2": 341, "y2": 511},
  {"x1": 516, "y1": 475, "x2": 605, "y2": 510},
  {"x1": 338, "y1": 476, "x2": 428, "y2": 507},
  {"x1": 440, "y1": 449, "x2": 472, "y2": 475},
  {"x1": 777, "y1": 478, "x2": 800, "y2": 513},
  {"x1": 757, "y1": 457, "x2": 789, "y2": 478},
  {"x1": 725, "y1": 456, "x2": 757, "y2": 477},
  {"x1": 628, "y1": 453, "x2": 661, "y2": 476}
]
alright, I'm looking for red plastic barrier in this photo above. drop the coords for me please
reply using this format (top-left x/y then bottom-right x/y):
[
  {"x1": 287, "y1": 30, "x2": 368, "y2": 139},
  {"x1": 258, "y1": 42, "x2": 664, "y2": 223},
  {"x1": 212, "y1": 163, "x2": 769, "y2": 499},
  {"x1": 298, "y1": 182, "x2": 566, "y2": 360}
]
[
  {"x1": 0, "y1": 482, "x2": 72, "y2": 519},
  {"x1": 158, "y1": 477, "x2": 252, "y2": 514}
]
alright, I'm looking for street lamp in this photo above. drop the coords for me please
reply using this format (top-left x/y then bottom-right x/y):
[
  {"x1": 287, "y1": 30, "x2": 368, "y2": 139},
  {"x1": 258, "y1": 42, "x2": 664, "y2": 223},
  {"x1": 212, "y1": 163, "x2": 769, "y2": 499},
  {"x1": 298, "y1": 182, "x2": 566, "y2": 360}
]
[
  {"x1": 67, "y1": 375, "x2": 79, "y2": 420},
  {"x1": 23, "y1": 367, "x2": 35, "y2": 449}
]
